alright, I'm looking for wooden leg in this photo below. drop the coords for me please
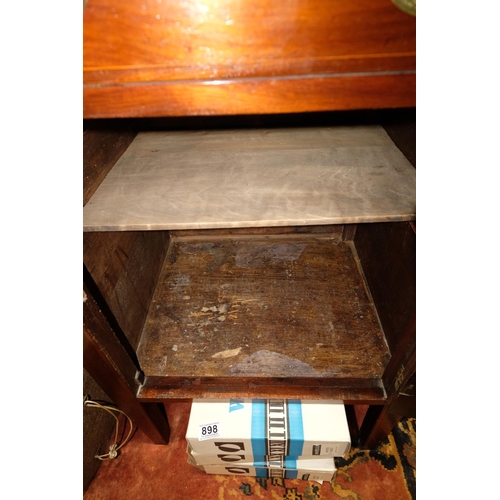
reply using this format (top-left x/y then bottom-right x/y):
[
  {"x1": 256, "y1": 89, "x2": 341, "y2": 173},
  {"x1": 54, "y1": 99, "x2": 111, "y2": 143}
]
[
  {"x1": 344, "y1": 404, "x2": 360, "y2": 447},
  {"x1": 358, "y1": 405, "x2": 402, "y2": 449},
  {"x1": 359, "y1": 318, "x2": 416, "y2": 449},
  {"x1": 359, "y1": 376, "x2": 415, "y2": 449},
  {"x1": 84, "y1": 284, "x2": 170, "y2": 445}
]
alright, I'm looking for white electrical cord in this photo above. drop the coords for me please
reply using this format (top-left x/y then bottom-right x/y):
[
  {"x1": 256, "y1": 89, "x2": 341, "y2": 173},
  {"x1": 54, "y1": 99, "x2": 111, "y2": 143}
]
[{"x1": 84, "y1": 398, "x2": 135, "y2": 460}]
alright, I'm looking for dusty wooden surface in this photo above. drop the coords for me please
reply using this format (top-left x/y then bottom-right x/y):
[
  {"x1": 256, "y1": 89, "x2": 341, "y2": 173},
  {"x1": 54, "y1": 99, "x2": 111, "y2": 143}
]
[
  {"x1": 138, "y1": 380, "x2": 386, "y2": 403},
  {"x1": 83, "y1": 126, "x2": 416, "y2": 231},
  {"x1": 136, "y1": 234, "x2": 390, "y2": 393},
  {"x1": 83, "y1": 0, "x2": 415, "y2": 117}
]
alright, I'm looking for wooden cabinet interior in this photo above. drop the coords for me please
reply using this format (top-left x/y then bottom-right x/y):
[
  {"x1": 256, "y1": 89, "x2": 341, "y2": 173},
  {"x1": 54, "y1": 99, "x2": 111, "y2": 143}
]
[
  {"x1": 83, "y1": 112, "x2": 415, "y2": 449},
  {"x1": 83, "y1": 126, "x2": 415, "y2": 231}
]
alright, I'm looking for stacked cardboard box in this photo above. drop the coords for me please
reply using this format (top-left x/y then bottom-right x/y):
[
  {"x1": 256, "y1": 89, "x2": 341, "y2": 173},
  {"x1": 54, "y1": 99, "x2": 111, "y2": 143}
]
[{"x1": 185, "y1": 399, "x2": 350, "y2": 481}]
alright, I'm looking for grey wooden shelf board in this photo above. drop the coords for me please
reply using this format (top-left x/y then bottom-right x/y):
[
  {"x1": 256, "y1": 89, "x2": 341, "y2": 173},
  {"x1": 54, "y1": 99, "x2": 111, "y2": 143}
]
[{"x1": 83, "y1": 125, "x2": 416, "y2": 232}]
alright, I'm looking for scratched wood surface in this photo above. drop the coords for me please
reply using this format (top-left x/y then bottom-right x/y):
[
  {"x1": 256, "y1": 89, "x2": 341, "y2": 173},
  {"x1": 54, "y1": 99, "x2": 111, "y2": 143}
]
[
  {"x1": 136, "y1": 234, "x2": 390, "y2": 392},
  {"x1": 83, "y1": 125, "x2": 416, "y2": 231},
  {"x1": 83, "y1": 0, "x2": 415, "y2": 116}
]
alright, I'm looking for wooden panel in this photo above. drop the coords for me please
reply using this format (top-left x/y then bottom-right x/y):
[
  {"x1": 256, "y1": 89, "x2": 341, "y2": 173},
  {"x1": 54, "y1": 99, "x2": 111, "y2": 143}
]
[
  {"x1": 382, "y1": 109, "x2": 416, "y2": 168},
  {"x1": 83, "y1": 126, "x2": 416, "y2": 231},
  {"x1": 138, "y1": 380, "x2": 386, "y2": 403},
  {"x1": 391, "y1": 373, "x2": 416, "y2": 416},
  {"x1": 83, "y1": 128, "x2": 137, "y2": 206},
  {"x1": 359, "y1": 347, "x2": 415, "y2": 447},
  {"x1": 168, "y1": 225, "x2": 346, "y2": 240},
  {"x1": 83, "y1": 73, "x2": 416, "y2": 118},
  {"x1": 83, "y1": 284, "x2": 171, "y2": 445},
  {"x1": 83, "y1": 0, "x2": 415, "y2": 117},
  {"x1": 83, "y1": 368, "x2": 116, "y2": 492},
  {"x1": 84, "y1": 231, "x2": 170, "y2": 349},
  {"x1": 353, "y1": 221, "x2": 415, "y2": 354},
  {"x1": 83, "y1": 0, "x2": 415, "y2": 83},
  {"x1": 136, "y1": 235, "x2": 391, "y2": 391}
]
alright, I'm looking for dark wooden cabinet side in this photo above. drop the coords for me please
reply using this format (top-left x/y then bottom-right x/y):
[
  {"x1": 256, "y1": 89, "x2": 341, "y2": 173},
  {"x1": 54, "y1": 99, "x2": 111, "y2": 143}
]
[
  {"x1": 83, "y1": 231, "x2": 170, "y2": 350},
  {"x1": 83, "y1": 369, "x2": 116, "y2": 493},
  {"x1": 83, "y1": 126, "x2": 137, "y2": 491},
  {"x1": 84, "y1": 283, "x2": 171, "y2": 444},
  {"x1": 83, "y1": 126, "x2": 137, "y2": 206},
  {"x1": 343, "y1": 111, "x2": 416, "y2": 447},
  {"x1": 353, "y1": 221, "x2": 416, "y2": 447},
  {"x1": 354, "y1": 222, "x2": 416, "y2": 355},
  {"x1": 354, "y1": 113, "x2": 416, "y2": 447},
  {"x1": 83, "y1": 126, "x2": 171, "y2": 491}
]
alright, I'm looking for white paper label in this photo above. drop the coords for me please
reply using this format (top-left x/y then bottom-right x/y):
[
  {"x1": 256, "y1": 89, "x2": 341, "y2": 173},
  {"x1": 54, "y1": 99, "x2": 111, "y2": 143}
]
[{"x1": 199, "y1": 422, "x2": 221, "y2": 441}]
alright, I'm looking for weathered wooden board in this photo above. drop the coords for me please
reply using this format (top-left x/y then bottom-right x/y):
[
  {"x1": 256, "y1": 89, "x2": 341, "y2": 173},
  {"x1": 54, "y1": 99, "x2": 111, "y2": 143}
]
[
  {"x1": 83, "y1": 126, "x2": 416, "y2": 231},
  {"x1": 136, "y1": 234, "x2": 390, "y2": 386}
]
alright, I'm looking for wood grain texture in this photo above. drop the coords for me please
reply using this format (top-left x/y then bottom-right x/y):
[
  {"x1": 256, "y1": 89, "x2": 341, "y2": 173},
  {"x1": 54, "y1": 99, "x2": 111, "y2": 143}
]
[
  {"x1": 83, "y1": 284, "x2": 140, "y2": 393},
  {"x1": 138, "y1": 380, "x2": 386, "y2": 403},
  {"x1": 167, "y1": 225, "x2": 347, "y2": 240},
  {"x1": 136, "y1": 235, "x2": 390, "y2": 389},
  {"x1": 84, "y1": 231, "x2": 170, "y2": 349},
  {"x1": 83, "y1": 126, "x2": 416, "y2": 231},
  {"x1": 83, "y1": 128, "x2": 137, "y2": 206},
  {"x1": 354, "y1": 221, "x2": 415, "y2": 447},
  {"x1": 83, "y1": 0, "x2": 415, "y2": 83},
  {"x1": 353, "y1": 221, "x2": 416, "y2": 354},
  {"x1": 83, "y1": 284, "x2": 171, "y2": 445},
  {"x1": 83, "y1": 0, "x2": 415, "y2": 117},
  {"x1": 83, "y1": 368, "x2": 116, "y2": 492},
  {"x1": 83, "y1": 73, "x2": 416, "y2": 118},
  {"x1": 360, "y1": 347, "x2": 415, "y2": 447}
]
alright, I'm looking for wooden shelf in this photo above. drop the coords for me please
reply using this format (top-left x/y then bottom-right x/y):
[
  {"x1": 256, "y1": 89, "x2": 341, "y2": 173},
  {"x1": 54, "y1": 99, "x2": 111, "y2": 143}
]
[
  {"x1": 83, "y1": 126, "x2": 415, "y2": 232},
  {"x1": 135, "y1": 229, "x2": 390, "y2": 401},
  {"x1": 83, "y1": 117, "x2": 416, "y2": 448}
]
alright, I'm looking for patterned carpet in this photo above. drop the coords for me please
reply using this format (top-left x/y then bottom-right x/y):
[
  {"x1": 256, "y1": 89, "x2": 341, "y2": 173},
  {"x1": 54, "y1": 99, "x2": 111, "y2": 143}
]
[{"x1": 84, "y1": 402, "x2": 416, "y2": 500}]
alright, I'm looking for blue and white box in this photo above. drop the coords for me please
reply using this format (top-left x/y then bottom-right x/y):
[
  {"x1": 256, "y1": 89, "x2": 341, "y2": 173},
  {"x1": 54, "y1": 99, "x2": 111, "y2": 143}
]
[
  {"x1": 185, "y1": 398, "x2": 350, "y2": 465},
  {"x1": 190, "y1": 456, "x2": 337, "y2": 481}
]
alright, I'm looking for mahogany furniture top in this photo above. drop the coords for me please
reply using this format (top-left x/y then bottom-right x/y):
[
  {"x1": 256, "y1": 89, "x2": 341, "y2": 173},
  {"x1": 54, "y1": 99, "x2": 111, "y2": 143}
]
[{"x1": 83, "y1": 0, "x2": 416, "y2": 117}]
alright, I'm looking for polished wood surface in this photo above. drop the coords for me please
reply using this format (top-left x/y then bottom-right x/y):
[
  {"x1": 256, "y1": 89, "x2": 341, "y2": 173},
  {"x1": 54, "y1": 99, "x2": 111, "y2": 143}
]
[
  {"x1": 83, "y1": 0, "x2": 416, "y2": 117},
  {"x1": 83, "y1": 126, "x2": 416, "y2": 231},
  {"x1": 83, "y1": 74, "x2": 416, "y2": 118}
]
